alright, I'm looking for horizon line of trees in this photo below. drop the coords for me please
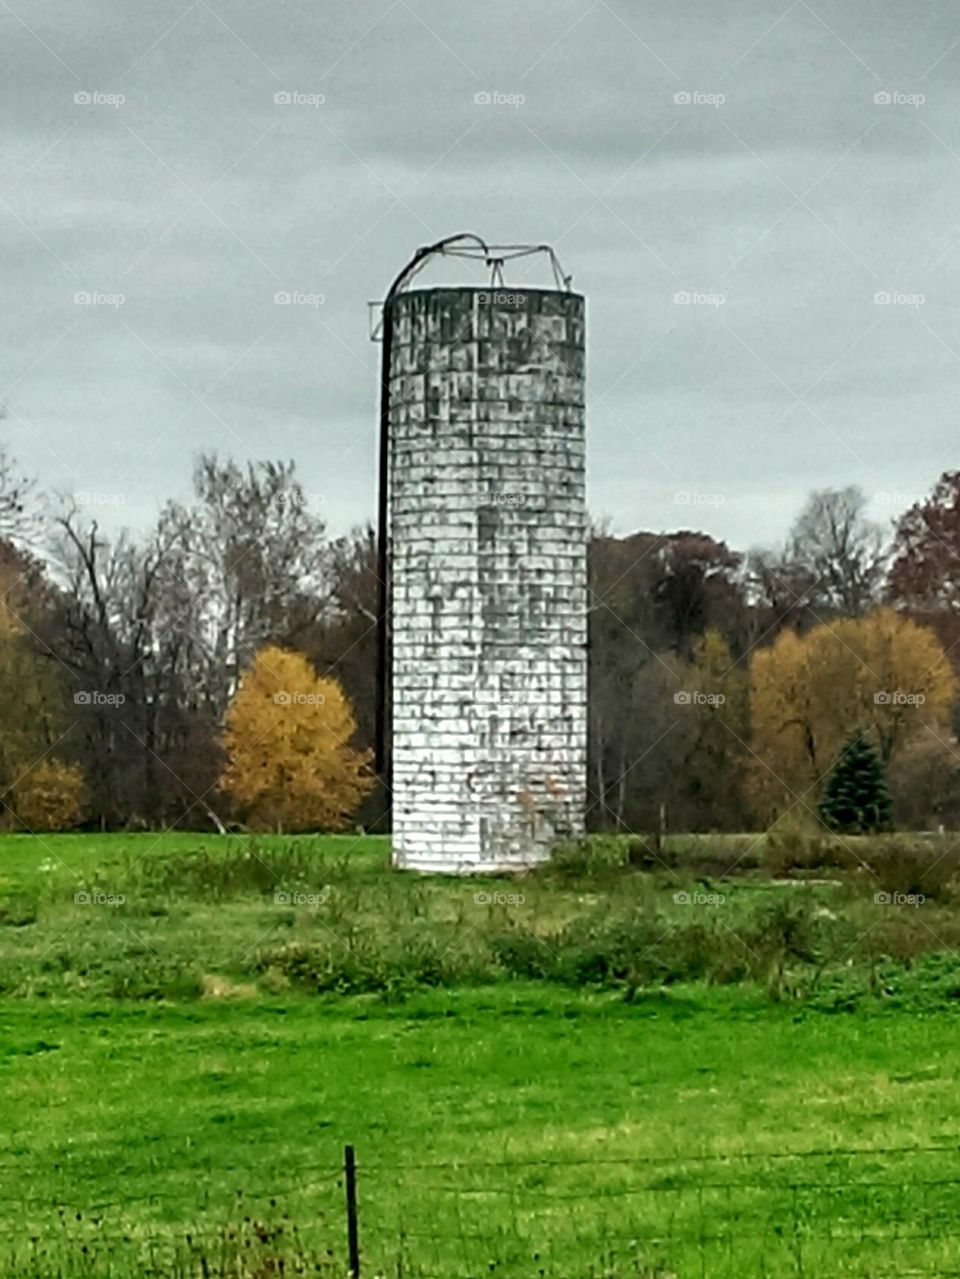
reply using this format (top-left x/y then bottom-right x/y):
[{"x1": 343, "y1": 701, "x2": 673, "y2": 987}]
[
  {"x1": 0, "y1": 437, "x2": 959, "y2": 834},
  {"x1": 589, "y1": 478, "x2": 960, "y2": 833}
]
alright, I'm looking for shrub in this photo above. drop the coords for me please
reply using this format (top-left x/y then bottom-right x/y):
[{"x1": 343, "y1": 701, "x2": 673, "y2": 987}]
[
  {"x1": 548, "y1": 835, "x2": 679, "y2": 881},
  {"x1": 864, "y1": 837, "x2": 959, "y2": 902},
  {"x1": 547, "y1": 836, "x2": 635, "y2": 878},
  {"x1": 763, "y1": 831, "x2": 841, "y2": 877},
  {"x1": 0, "y1": 894, "x2": 38, "y2": 927},
  {"x1": 737, "y1": 896, "x2": 842, "y2": 1000},
  {"x1": 490, "y1": 931, "x2": 554, "y2": 980},
  {"x1": 670, "y1": 836, "x2": 760, "y2": 878},
  {"x1": 13, "y1": 760, "x2": 87, "y2": 831}
]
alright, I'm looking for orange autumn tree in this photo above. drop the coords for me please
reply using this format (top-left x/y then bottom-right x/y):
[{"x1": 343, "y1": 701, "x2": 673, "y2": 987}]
[{"x1": 220, "y1": 645, "x2": 373, "y2": 832}]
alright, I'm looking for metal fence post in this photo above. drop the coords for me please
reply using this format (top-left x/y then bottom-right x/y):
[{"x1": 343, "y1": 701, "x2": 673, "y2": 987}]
[{"x1": 344, "y1": 1144, "x2": 360, "y2": 1278}]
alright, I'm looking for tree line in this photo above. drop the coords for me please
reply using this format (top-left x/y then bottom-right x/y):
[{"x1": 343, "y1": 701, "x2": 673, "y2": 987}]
[
  {"x1": 0, "y1": 453, "x2": 378, "y2": 832},
  {"x1": 590, "y1": 481, "x2": 960, "y2": 833},
  {"x1": 1, "y1": 446, "x2": 959, "y2": 834}
]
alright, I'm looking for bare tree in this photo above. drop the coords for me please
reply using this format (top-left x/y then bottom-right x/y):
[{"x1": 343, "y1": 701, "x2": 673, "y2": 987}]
[
  {"x1": 49, "y1": 511, "x2": 149, "y2": 825},
  {"x1": 0, "y1": 412, "x2": 39, "y2": 544},
  {"x1": 787, "y1": 486, "x2": 887, "y2": 616},
  {"x1": 155, "y1": 455, "x2": 328, "y2": 718},
  {"x1": 48, "y1": 509, "x2": 224, "y2": 827},
  {"x1": 744, "y1": 547, "x2": 823, "y2": 643},
  {"x1": 297, "y1": 524, "x2": 378, "y2": 740}
]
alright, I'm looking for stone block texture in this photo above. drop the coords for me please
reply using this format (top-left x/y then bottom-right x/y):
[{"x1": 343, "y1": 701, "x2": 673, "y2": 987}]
[{"x1": 388, "y1": 286, "x2": 587, "y2": 872}]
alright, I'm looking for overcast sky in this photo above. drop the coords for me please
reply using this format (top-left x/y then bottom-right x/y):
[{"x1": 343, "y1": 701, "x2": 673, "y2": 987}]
[{"x1": 1, "y1": 0, "x2": 958, "y2": 552}]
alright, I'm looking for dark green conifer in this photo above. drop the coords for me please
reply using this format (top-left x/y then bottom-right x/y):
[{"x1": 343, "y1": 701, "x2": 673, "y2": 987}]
[{"x1": 819, "y1": 733, "x2": 892, "y2": 834}]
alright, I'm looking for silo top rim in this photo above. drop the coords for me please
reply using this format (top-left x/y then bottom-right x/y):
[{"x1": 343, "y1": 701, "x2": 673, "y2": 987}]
[{"x1": 393, "y1": 284, "x2": 584, "y2": 302}]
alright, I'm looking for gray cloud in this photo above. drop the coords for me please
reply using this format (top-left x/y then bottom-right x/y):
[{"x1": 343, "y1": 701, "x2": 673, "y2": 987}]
[{"x1": 1, "y1": 0, "x2": 959, "y2": 555}]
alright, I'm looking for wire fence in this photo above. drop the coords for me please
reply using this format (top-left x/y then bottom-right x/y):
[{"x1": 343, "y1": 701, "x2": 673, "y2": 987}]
[{"x1": 5, "y1": 1141, "x2": 960, "y2": 1277}]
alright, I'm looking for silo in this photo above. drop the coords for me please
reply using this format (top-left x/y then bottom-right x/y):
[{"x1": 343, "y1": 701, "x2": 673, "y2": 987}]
[{"x1": 376, "y1": 237, "x2": 586, "y2": 873}]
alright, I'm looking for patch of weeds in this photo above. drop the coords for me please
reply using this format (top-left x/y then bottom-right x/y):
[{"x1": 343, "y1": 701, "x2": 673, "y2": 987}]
[
  {"x1": 763, "y1": 831, "x2": 844, "y2": 878},
  {"x1": 120, "y1": 841, "x2": 338, "y2": 904},
  {"x1": 0, "y1": 894, "x2": 38, "y2": 927},
  {"x1": 864, "y1": 837, "x2": 959, "y2": 902}
]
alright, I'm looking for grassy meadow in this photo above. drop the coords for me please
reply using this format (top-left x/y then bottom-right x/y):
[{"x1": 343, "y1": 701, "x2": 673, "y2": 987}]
[{"x1": 3, "y1": 830, "x2": 960, "y2": 1276}]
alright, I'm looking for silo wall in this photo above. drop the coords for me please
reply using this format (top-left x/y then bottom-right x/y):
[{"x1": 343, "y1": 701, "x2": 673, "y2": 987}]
[{"x1": 388, "y1": 286, "x2": 586, "y2": 872}]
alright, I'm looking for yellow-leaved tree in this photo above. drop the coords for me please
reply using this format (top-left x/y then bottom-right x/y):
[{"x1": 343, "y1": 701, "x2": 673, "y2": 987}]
[
  {"x1": 750, "y1": 608, "x2": 956, "y2": 821},
  {"x1": 220, "y1": 645, "x2": 373, "y2": 832},
  {"x1": 14, "y1": 760, "x2": 88, "y2": 832},
  {"x1": 0, "y1": 558, "x2": 88, "y2": 830}
]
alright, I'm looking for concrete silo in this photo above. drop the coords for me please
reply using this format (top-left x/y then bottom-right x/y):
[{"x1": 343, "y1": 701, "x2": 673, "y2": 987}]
[{"x1": 375, "y1": 235, "x2": 586, "y2": 873}]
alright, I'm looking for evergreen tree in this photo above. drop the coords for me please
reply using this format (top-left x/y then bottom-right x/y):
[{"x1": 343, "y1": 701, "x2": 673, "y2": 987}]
[{"x1": 819, "y1": 733, "x2": 892, "y2": 834}]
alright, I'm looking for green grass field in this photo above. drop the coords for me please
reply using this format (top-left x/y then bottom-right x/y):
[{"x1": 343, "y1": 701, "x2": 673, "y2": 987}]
[{"x1": 3, "y1": 831, "x2": 960, "y2": 1276}]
